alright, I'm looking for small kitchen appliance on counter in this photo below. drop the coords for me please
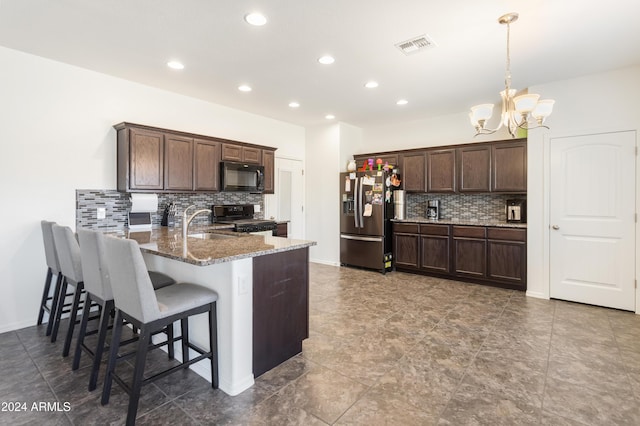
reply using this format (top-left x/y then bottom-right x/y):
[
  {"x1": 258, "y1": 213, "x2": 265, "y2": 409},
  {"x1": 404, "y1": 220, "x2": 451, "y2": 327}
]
[
  {"x1": 426, "y1": 200, "x2": 440, "y2": 220},
  {"x1": 394, "y1": 190, "x2": 406, "y2": 220},
  {"x1": 506, "y1": 199, "x2": 526, "y2": 223}
]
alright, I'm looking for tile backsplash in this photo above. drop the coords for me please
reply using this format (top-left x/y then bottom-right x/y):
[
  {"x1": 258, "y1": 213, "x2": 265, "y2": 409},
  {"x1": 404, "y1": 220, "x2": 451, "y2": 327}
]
[
  {"x1": 406, "y1": 193, "x2": 526, "y2": 222},
  {"x1": 76, "y1": 190, "x2": 263, "y2": 230}
]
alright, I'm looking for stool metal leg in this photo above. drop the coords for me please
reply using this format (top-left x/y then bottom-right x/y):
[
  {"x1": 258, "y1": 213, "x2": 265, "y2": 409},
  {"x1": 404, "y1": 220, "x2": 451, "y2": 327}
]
[
  {"x1": 72, "y1": 292, "x2": 93, "y2": 370},
  {"x1": 63, "y1": 282, "x2": 84, "y2": 357},
  {"x1": 127, "y1": 326, "x2": 151, "y2": 426},
  {"x1": 50, "y1": 276, "x2": 68, "y2": 343},
  {"x1": 209, "y1": 302, "x2": 219, "y2": 389},
  {"x1": 166, "y1": 323, "x2": 174, "y2": 360},
  {"x1": 88, "y1": 299, "x2": 114, "y2": 392},
  {"x1": 37, "y1": 268, "x2": 53, "y2": 325},
  {"x1": 101, "y1": 309, "x2": 123, "y2": 406},
  {"x1": 45, "y1": 273, "x2": 63, "y2": 337},
  {"x1": 181, "y1": 318, "x2": 189, "y2": 363}
]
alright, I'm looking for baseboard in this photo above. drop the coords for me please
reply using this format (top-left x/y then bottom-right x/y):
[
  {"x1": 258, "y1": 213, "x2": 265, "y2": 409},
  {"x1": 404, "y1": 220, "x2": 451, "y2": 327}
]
[
  {"x1": 309, "y1": 259, "x2": 340, "y2": 267},
  {"x1": 0, "y1": 318, "x2": 38, "y2": 334},
  {"x1": 525, "y1": 290, "x2": 549, "y2": 300}
]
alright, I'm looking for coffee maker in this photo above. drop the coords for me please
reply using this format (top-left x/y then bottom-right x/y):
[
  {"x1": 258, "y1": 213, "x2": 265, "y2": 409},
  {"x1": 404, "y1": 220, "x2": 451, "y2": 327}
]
[
  {"x1": 426, "y1": 200, "x2": 440, "y2": 220},
  {"x1": 506, "y1": 199, "x2": 526, "y2": 223}
]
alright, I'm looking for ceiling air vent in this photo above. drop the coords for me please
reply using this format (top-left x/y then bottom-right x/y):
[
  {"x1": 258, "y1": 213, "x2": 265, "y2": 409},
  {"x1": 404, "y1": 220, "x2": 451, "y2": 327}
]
[{"x1": 395, "y1": 34, "x2": 436, "y2": 55}]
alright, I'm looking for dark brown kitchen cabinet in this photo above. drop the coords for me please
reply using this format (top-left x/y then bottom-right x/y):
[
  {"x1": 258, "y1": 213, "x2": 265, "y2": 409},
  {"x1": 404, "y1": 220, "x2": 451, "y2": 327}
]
[
  {"x1": 426, "y1": 149, "x2": 456, "y2": 193},
  {"x1": 354, "y1": 154, "x2": 399, "y2": 169},
  {"x1": 115, "y1": 122, "x2": 277, "y2": 193},
  {"x1": 419, "y1": 224, "x2": 450, "y2": 273},
  {"x1": 253, "y1": 248, "x2": 309, "y2": 377},
  {"x1": 122, "y1": 128, "x2": 165, "y2": 191},
  {"x1": 492, "y1": 140, "x2": 527, "y2": 193},
  {"x1": 222, "y1": 143, "x2": 262, "y2": 164},
  {"x1": 453, "y1": 226, "x2": 487, "y2": 278},
  {"x1": 487, "y1": 228, "x2": 526, "y2": 287},
  {"x1": 401, "y1": 152, "x2": 426, "y2": 192},
  {"x1": 164, "y1": 134, "x2": 194, "y2": 191},
  {"x1": 273, "y1": 222, "x2": 288, "y2": 237},
  {"x1": 392, "y1": 223, "x2": 420, "y2": 269},
  {"x1": 262, "y1": 149, "x2": 275, "y2": 194},
  {"x1": 193, "y1": 139, "x2": 220, "y2": 191},
  {"x1": 457, "y1": 145, "x2": 491, "y2": 192}
]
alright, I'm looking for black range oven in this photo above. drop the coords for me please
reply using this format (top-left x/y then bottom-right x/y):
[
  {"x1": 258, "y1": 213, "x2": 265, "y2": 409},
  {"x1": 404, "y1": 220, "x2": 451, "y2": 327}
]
[{"x1": 211, "y1": 204, "x2": 276, "y2": 233}]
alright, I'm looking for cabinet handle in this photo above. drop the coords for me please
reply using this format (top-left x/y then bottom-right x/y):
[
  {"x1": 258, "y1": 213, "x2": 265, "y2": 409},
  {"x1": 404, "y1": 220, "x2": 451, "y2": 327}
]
[{"x1": 552, "y1": 225, "x2": 560, "y2": 230}]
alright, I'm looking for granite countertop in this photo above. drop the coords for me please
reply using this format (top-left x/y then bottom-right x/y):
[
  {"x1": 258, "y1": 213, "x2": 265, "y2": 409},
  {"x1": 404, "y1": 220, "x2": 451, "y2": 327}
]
[
  {"x1": 104, "y1": 226, "x2": 316, "y2": 266},
  {"x1": 392, "y1": 218, "x2": 527, "y2": 229}
]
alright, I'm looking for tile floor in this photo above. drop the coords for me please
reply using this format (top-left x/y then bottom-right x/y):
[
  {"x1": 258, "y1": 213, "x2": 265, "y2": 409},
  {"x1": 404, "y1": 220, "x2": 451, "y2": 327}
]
[{"x1": 1, "y1": 263, "x2": 640, "y2": 425}]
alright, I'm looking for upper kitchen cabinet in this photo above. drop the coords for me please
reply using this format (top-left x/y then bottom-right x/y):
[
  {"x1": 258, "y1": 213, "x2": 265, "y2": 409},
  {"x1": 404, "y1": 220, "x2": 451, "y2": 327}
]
[
  {"x1": 457, "y1": 145, "x2": 491, "y2": 193},
  {"x1": 491, "y1": 139, "x2": 527, "y2": 193},
  {"x1": 115, "y1": 122, "x2": 275, "y2": 193},
  {"x1": 262, "y1": 149, "x2": 275, "y2": 194},
  {"x1": 353, "y1": 154, "x2": 399, "y2": 170},
  {"x1": 117, "y1": 126, "x2": 165, "y2": 191},
  {"x1": 401, "y1": 152, "x2": 426, "y2": 192},
  {"x1": 193, "y1": 139, "x2": 221, "y2": 192},
  {"x1": 222, "y1": 143, "x2": 262, "y2": 164},
  {"x1": 426, "y1": 149, "x2": 456, "y2": 193},
  {"x1": 164, "y1": 134, "x2": 194, "y2": 191}
]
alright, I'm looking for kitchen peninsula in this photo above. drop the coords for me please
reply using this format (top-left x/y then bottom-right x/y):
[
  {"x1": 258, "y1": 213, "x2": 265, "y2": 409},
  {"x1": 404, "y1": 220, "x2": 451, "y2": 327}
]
[{"x1": 110, "y1": 226, "x2": 316, "y2": 396}]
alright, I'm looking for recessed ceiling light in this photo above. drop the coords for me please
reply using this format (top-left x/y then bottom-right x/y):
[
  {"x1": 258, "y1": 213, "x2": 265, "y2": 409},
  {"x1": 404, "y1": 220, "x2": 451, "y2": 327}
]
[
  {"x1": 167, "y1": 61, "x2": 184, "y2": 70},
  {"x1": 396, "y1": 99, "x2": 408, "y2": 105},
  {"x1": 325, "y1": 114, "x2": 335, "y2": 120},
  {"x1": 318, "y1": 55, "x2": 335, "y2": 65},
  {"x1": 244, "y1": 12, "x2": 267, "y2": 26},
  {"x1": 288, "y1": 102, "x2": 300, "y2": 108},
  {"x1": 365, "y1": 81, "x2": 379, "y2": 89},
  {"x1": 238, "y1": 85, "x2": 252, "y2": 92}
]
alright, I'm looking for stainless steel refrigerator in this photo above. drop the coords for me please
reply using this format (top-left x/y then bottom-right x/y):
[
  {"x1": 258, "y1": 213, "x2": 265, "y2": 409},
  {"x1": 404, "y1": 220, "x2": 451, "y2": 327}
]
[{"x1": 340, "y1": 171, "x2": 394, "y2": 273}]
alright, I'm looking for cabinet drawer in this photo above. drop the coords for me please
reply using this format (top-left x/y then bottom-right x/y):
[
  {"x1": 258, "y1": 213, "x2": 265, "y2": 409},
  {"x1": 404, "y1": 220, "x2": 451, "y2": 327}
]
[
  {"x1": 453, "y1": 226, "x2": 486, "y2": 239},
  {"x1": 420, "y1": 224, "x2": 450, "y2": 236},
  {"x1": 393, "y1": 223, "x2": 419, "y2": 234},
  {"x1": 487, "y1": 227, "x2": 526, "y2": 242}
]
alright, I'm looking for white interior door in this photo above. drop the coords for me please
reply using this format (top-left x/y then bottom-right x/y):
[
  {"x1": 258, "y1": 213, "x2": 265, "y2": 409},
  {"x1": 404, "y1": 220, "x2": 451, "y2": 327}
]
[
  {"x1": 276, "y1": 158, "x2": 304, "y2": 239},
  {"x1": 549, "y1": 131, "x2": 636, "y2": 311}
]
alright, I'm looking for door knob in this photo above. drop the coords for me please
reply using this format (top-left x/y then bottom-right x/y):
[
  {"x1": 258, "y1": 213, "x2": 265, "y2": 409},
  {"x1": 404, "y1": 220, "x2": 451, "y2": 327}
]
[{"x1": 552, "y1": 225, "x2": 560, "y2": 230}]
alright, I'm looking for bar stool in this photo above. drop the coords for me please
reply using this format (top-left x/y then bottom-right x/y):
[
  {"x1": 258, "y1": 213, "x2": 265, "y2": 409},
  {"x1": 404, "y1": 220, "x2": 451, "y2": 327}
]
[
  {"x1": 51, "y1": 224, "x2": 96, "y2": 357},
  {"x1": 73, "y1": 229, "x2": 177, "y2": 391},
  {"x1": 101, "y1": 235, "x2": 218, "y2": 426},
  {"x1": 38, "y1": 221, "x2": 65, "y2": 337}
]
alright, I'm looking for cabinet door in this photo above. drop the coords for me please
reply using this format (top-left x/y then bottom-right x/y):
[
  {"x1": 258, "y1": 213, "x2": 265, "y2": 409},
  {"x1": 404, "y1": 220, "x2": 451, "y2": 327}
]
[
  {"x1": 129, "y1": 128, "x2": 164, "y2": 190},
  {"x1": 453, "y1": 238, "x2": 486, "y2": 278},
  {"x1": 221, "y1": 143, "x2": 243, "y2": 162},
  {"x1": 427, "y1": 149, "x2": 456, "y2": 193},
  {"x1": 262, "y1": 149, "x2": 275, "y2": 194},
  {"x1": 487, "y1": 227, "x2": 526, "y2": 287},
  {"x1": 458, "y1": 145, "x2": 491, "y2": 192},
  {"x1": 243, "y1": 147, "x2": 262, "y2": 164},
  {"x1": 401, "y1": 152, "x2": 426, "y2": 192},
  {"x1": 393, "y1": 232, "x2": 419, "y2": 269},
  {"x1": 420, "y1": 235, "x2": 450, "y2": 273},
  {"x1": 164, "y1": 134, "x2": 193, "y2": 191},
  {"x1": 194, "y1": 139, "x2": 220, "y2": 191},
  {"x1": 492, "y1": 140, "x2": 527, "y2": 192}
]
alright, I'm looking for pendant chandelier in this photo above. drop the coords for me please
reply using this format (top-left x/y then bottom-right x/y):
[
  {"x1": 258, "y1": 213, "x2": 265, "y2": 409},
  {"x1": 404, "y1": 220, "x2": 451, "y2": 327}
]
[{"x1": 469, "y1": 13, "x2": 554, "y2": 138}]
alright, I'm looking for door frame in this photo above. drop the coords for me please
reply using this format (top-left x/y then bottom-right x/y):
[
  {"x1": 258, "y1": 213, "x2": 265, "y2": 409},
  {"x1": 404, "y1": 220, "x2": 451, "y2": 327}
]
[{"x1": 540, "y1": 128, "x2": 639, "y2": 313}]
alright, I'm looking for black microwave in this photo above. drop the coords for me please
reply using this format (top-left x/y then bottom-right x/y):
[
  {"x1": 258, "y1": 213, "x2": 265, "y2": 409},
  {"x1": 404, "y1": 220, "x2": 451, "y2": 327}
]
[{"x1": 220, "y1": 161, "x2": 264, "y2": 192}]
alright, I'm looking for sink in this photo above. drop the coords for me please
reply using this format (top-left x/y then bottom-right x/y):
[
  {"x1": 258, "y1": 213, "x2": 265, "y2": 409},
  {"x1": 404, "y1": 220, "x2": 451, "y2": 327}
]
[{"x1": 188, "y1": 233, "x2": 236, "y2": 240}]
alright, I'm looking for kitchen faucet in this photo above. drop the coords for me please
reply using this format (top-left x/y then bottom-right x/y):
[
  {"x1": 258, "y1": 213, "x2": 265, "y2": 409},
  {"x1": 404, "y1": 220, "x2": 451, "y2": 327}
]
[{"x1": 182, "y1": 205, "x2": 212, "y2": 240}]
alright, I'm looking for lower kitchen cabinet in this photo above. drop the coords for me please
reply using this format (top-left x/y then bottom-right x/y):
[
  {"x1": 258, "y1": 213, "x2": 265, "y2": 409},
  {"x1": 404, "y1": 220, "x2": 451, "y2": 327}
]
[
  {"x1": 393, "y1": 222, "x2": 526, "y2": 290},
  {"x1": 392, "y1": 223, "x2": 420, "y2": 269}
]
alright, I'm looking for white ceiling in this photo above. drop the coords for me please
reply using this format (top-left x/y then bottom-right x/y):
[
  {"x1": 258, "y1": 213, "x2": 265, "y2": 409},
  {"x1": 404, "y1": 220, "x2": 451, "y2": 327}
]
[{"x1": 2, "y1": 0, "x2": 640, "y2": 128}]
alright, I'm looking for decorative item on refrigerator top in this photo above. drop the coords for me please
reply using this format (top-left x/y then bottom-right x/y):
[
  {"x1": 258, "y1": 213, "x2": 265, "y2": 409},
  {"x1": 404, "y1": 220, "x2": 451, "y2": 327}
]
[{"x1": 339, "y1": 170, "x2": 394, "y2": 273}]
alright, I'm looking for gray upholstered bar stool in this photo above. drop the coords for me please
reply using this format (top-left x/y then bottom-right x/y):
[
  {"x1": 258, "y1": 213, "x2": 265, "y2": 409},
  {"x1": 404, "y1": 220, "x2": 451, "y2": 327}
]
[
  {"x1": 73, "y1": 228, "x2": 177, "y2": 391},
  {"x1": 38, "y1": 221, "x2": 66, "y2": 337},
  {"x1": 51, "y1": 224, "x2": 94, "y2": 357},
  {"x1": 101, "y1": 235, "x2": 218, "y2": 426}
]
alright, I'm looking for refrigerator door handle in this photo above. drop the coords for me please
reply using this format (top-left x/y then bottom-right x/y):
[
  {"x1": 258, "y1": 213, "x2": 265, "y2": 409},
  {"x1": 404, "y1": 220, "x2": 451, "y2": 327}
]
[
  {"x1": 357, "y1": 176, "x2": 364, "y2": 228},
  {"x1": 340, "y1": 234, "x2": 383, "y2": 242},
  {"x1": 353, "y1": 176, "x2": 359, "y2": 228}
]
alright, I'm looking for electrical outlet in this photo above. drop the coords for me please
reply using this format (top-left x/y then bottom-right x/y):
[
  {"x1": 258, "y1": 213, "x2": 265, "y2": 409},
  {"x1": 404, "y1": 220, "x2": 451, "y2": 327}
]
[
  {"x1": 254, "y1": 204, "x2": 261, "y2": 213},
  {"x1": 97, "y1": 207, "x2": 106, "y2": 220}
]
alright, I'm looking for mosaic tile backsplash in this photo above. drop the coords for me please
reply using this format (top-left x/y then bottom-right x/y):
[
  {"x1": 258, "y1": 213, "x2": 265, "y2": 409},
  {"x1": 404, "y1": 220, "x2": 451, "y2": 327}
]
[
  {"x1": 406, "y1": 193, "x2": 526, "y2": 222},
  {"x1": 76, "y1": 190, "x2": 263, "y2": 230}
]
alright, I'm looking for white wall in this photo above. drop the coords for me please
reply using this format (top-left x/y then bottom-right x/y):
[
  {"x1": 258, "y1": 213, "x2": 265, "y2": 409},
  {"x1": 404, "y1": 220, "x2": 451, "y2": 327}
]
[{"x1": 0, "y1": 46, "x2": 305, "y2": 332}]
